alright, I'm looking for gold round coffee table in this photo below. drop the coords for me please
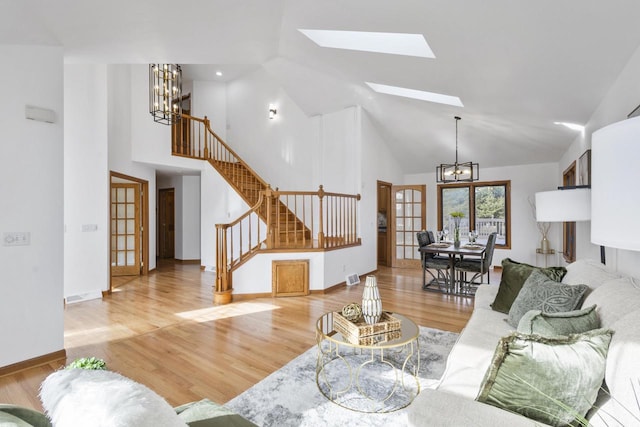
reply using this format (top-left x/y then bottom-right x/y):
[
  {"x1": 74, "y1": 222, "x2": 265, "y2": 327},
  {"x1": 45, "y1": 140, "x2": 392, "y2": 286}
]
[{"x1": 315, "y1": 311, "x2": 420, "y2": 413}]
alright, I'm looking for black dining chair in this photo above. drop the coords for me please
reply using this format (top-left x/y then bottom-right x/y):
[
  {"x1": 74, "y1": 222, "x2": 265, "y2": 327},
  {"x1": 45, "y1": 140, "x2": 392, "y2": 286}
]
[
  {"x1": 417, "y1": 231, "x2": 450, "y2": 290},
  {"x1": 456, "y1": 232, "x2": 497, "y2": 294}
]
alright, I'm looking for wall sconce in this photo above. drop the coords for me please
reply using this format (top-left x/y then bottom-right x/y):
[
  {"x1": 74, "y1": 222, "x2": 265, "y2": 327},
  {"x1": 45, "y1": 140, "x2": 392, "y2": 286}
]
[{"x1": 269, "y1": 104, "x2": 277, "y2": 120}]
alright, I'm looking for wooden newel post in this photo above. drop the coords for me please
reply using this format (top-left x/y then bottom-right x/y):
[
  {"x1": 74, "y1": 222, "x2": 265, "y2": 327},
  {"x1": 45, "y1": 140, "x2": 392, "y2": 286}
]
[
  {"x1": 317, "y1": 185, "x2": 325, "y2": 248},
  {"x1": 214, "y1": 224, "x2": 232, "y2": 305},
  {"x1": 203, "y1": 115, "x2": 210, "y2": 159},
  {"x1": 264, "y1": 185, "x2": 275, "y2": 249}
]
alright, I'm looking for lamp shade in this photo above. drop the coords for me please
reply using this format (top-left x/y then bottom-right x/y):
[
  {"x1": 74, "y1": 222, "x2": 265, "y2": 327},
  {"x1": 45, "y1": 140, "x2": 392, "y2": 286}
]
[
  {"x1": 591, "y1": 116, "x2": 640, "y2": 251},
  {"x1": 535, "y1": 188, "x2": 591, "y2": 222}
]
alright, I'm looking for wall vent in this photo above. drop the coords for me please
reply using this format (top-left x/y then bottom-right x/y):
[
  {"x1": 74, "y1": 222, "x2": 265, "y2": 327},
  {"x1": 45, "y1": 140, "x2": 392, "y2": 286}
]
[
  {"x1": 345, "y1": 273, "x2": 360, "y2": 286},
  {"x1": 64, "y1": 291, "x2": 102, "y2": 305}
]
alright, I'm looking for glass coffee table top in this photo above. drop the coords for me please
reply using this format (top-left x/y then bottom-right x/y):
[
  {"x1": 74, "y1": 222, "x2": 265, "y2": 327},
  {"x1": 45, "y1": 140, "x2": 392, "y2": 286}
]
[
  {"x1": 316, "y1": 311, "x2": 419, "y2": 349},
  {"x1": 315, "y1": 311, "x2": 421, "y2": 413}
]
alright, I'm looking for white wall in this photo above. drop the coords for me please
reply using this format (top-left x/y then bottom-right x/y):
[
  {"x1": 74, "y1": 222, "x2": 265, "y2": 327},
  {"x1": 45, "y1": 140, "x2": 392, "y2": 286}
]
[
  {"x1": 200, "y1": 166, "x2": 249, "y2": 269},
  {"x1": 233, "y1": 253, "x2": 325, "y2": 294},
  {"x1": 64, "y1": 64, "x2": 109, "y2": 299},
  {"x1": 108, "y1": 65, "x2": 160, "y2": 270},
  {"x1": 192, "y1": 80, "x2": 227, "y2": 139},
  {"x1": 226, "y1": 68, "x2": 317, "y2": 190},
  {"x1": 560, "y1": 44, "x2": 640, "y2": 277},
  {"x1": 404, "y1": 162, "x2": 559, "y2": 267},
  {"x1": 0, "y1": 45, "x2": 64, "y2": 367},
  {"x1": 359, "y1": 108, "x2": 404, "y2": 274},
  {"x1": 313, "y1": 107, "x2": 359, "y2": 194}
]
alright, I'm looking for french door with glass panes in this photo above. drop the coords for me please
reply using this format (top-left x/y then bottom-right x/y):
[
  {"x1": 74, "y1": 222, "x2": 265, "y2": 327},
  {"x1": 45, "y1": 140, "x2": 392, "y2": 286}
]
[
  {"x1": 391, "y1": 185, "x2": 426, "y2": 268},
  {"x1": 111, "y1": 183, "x2": 141, "y2": 276}
]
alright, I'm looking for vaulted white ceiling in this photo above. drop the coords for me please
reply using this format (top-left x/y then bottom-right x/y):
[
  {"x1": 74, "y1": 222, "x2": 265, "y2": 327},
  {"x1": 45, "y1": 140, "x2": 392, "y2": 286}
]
[{"x1": 4, "y1": 0, "x2": 640, "y2": 173}]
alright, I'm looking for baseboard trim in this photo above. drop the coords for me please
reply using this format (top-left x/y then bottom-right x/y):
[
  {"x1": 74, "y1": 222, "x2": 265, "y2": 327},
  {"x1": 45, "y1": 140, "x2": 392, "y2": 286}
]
[
  {"x1": 0, "y1": 349, "x2": 67, "y2": 377},
  {"x1": 311, "y1": 269, "x2": 377, "y2": 294},
  {"x1": 175, "y1": 259, "x2": 201, "y2": 265},
  {"x1": 232, "y1": 292, "x2": 272, "y2": 301}
]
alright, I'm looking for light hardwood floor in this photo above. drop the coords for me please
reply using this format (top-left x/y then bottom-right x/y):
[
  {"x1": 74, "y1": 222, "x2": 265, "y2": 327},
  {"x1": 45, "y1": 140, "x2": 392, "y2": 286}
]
[{"x1": 0, "y1": 262, "x2": 497, "y2": 411}]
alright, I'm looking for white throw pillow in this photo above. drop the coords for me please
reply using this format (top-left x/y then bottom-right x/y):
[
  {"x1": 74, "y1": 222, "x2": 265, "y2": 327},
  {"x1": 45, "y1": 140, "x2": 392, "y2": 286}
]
[
  {"x1": 582, "y1": 277, "x2": 640, "y2": 328},
  {"x1": 40, "y1": 369, "x2": 187, "y2": 427},
  {"x1": 561, "y1": 259, "x2": 621, "y2": 289},
  {"x1": 596, "y1": 309, "x2": 640, "y2": 427}
]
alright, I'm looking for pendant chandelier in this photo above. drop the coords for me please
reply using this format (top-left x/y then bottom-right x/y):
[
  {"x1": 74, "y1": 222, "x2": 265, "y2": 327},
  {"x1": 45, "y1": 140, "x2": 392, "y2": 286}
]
[
  {"x1": 436, "y1": 116, "x2": 479, "y2": 183},
  {"x1": 149, "y1": 64, "x2": 182, "y2": 125}
]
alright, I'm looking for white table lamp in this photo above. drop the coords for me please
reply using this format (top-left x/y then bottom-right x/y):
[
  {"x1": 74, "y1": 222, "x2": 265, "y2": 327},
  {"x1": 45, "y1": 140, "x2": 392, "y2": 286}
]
[
  {"x1": 591, "y1": 116, "x2": 640, "y2": 252},
  {"x1": 535, "y1": 187, "x2": 591, "y2": 257},
  {"x1": 535, "y1": 188, "x2": 592, "y2": 223}
]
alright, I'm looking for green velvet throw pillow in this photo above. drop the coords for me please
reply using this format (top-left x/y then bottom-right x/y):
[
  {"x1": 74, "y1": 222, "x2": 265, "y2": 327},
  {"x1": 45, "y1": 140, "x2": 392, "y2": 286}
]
[
  {"x1": 477, "y1": 329, "x2": 613, "y2": 427},
  {"x1": 0, "y1": 410, "x2": 35, "y2": 427},
  {"x1": 0, "y1": 405, "x2": 51, "y2": 427},
  {"x1": 491, "y1": 258, "x2": 567, "y2": 314},
  {"x1": 507, "y1": 270, "x2": 588, "y2": 328},
  {"x1": 175, "y1": 399, "x2": 257, "y2": 427},
  {"x1": 517, "y1": 305, "x2": 599, "y2": 337}
]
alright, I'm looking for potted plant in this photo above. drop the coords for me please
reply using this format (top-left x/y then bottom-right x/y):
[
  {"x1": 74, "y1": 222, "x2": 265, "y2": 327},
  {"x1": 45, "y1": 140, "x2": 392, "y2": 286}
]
[{"x1": 66, "y1": 357, "x2": 107, "y2": 370}]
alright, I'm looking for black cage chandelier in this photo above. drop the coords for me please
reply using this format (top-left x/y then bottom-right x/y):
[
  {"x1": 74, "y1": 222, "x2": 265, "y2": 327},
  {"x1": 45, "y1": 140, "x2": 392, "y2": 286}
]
[
  {"x1": 436, "y1": 116, "x2": 479, "y2": 183},
  {"x1": 149, "y1": 64, "x2": 182, "y2": 125}
]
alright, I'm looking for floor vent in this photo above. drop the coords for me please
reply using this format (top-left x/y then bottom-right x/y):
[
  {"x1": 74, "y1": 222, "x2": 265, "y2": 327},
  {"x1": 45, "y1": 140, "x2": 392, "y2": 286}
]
[
  {"x1": 64, "y1": 291, "x2": 102, "y2": 305},
  {"x1": 345, "y1": 273, "x2": 360, "y2": 286}
]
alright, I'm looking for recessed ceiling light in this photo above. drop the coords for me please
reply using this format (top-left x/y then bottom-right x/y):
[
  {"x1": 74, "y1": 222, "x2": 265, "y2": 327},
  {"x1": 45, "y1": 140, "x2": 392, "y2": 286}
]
[
  {"x1": 365, "y1": 82, "x2": 463, "y2": 107},
  {"x1": 298, "y1": 29, "x2": 435, "y2": 58},
  {"x1": 216, "y1": 71, "x2": 223, "y2": 76},
  {"x1": 554, "y1": 122, "x2": 585, "y2": 131}
]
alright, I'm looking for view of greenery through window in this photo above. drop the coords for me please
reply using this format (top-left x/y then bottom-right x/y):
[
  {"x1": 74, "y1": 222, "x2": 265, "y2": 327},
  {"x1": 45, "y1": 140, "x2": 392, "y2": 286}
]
[
  {"x1": 442, "y1": 187, "x2": 470, "y2": 219},
  {"x1": 475, "y1": 186, "x2": 505, "y2": 218},
  {"x1": 440, "y1": 183, "x2": 509, "y2": 246}
]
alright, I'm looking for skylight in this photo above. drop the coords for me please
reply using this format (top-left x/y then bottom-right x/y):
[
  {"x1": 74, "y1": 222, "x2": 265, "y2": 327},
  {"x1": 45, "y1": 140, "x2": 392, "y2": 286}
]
[
  {"x1": 365, "y1": 82, "x2": 464, "y2": 107},
  {"x1": 298, "y1": 29, "x2": 435, "y2": 58}
]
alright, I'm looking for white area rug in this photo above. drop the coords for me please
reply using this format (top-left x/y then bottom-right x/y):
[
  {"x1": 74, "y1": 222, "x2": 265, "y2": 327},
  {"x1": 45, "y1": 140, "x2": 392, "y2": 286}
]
[{"x1": 226, "y1": 326, "x2": 458, "y2": 426}]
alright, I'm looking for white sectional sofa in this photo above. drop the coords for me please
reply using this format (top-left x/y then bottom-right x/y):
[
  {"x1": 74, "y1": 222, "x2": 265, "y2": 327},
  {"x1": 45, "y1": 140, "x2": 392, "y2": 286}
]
[{"x1": 408, "y1": 259, "x2": 640, "y2": 427}]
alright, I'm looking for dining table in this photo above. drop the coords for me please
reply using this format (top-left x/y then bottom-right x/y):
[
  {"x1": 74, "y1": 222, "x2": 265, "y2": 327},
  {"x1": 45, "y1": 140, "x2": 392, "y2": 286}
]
[{"x1": 419, "y1": 241, "x2": 486, "y2": 295}]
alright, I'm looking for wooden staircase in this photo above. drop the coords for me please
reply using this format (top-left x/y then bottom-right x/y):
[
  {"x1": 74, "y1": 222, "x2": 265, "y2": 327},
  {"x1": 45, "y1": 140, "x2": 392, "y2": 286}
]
[
  {"x1": 208, "y1": 158, "x2": 311, "y2": 245},
  {"x1": 171, "y1": 114, "x2": 360, "y2": 304}
]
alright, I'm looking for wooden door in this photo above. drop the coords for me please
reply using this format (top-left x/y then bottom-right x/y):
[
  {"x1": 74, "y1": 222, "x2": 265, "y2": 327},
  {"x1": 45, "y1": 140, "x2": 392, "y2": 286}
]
[
  {"x1": 111, "y1": 183, "x2": 141, "y2": 276},
  {"x1": 158, "y1": 188, "x2": 175, "y2": 259},
  {"x1": 391, "y1": 185, "x2": 426, "y2": 268},
  {"x1": 563, "y1": 162, "x2": 576, "y2": 263},
  {"x1": 377, "y1": 181, "x2": 392, "y2": 266}
]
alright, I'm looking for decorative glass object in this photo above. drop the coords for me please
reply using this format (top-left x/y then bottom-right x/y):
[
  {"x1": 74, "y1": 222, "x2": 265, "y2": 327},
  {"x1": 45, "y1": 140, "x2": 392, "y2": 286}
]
[
  {"x1": 361, "y1": 275, "x2": 382, "y2": 324},
  {"x1": 451, "y1": 212, "x2": 464, "y2": 248}
]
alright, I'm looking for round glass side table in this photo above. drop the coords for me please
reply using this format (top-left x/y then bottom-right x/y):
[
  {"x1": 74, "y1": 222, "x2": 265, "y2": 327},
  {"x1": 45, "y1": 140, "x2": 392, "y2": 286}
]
[{"x1": 315, "y1": 311, "x2": 420, "y2": 413}]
